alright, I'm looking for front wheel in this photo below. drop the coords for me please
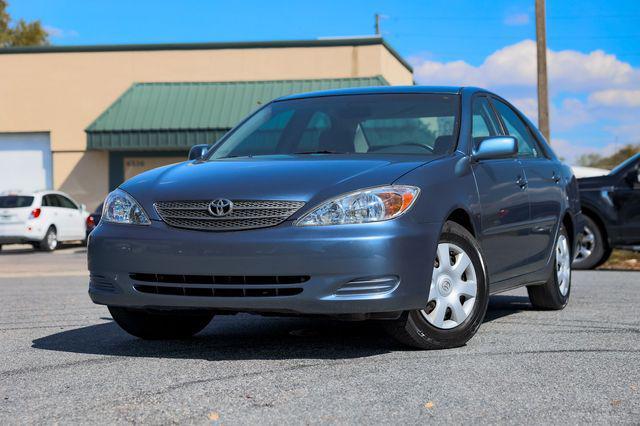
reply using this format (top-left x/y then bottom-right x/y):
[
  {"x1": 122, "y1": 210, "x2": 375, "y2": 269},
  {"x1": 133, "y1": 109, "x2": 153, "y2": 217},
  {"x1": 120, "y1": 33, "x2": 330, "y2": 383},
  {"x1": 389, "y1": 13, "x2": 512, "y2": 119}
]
[
  {"x1": 385, "y1": 221, "x2": 489, "y2": 349},
  {"x1": 527, "y1": 225, "x2": 571, "y2": 310},
  {"x1": 108, "y1": 307, "x2": 214, "y2": 339},
  {"x1": 572, "y1": 215, "x2": 608, "y2": 270}
]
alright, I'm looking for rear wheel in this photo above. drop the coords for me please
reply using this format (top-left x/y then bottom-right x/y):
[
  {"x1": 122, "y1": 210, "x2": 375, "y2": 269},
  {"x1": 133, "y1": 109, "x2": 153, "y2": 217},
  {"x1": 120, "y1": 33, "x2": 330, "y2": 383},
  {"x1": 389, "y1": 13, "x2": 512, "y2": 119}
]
[
  {"x1": 527, "y1": 225, "x2": 571, "y2": 310},
  {"x1": 573, "y1": 215, "x2": 608, "y2": 270},
  {"x1": 108, "y1": 306, "x2": 214, "y2": 339},
  {"x1": 385, "y1": 221, "x2": 489, "y2": 349},
  {"x1": 37, "y1": 227, "x2": 57, "y2": 252}
]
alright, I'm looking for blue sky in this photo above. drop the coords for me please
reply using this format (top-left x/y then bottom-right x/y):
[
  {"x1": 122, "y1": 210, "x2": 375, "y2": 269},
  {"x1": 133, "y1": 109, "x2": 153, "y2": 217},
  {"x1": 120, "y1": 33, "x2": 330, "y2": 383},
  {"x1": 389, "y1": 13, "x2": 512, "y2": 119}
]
[{"x1": 9, "y1": 0, "x2": 640, "y2": 163}]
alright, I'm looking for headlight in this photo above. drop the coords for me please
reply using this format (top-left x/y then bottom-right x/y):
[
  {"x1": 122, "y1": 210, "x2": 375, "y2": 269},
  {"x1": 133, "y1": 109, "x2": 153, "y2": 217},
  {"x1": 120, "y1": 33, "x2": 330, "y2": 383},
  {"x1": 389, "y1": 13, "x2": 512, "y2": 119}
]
[
  {"x1": 102, "y1": 189, "x2": 150, "y2": 225},
  {"x1": 296, "y1": 185, "x2": 420, "y2": 226}
]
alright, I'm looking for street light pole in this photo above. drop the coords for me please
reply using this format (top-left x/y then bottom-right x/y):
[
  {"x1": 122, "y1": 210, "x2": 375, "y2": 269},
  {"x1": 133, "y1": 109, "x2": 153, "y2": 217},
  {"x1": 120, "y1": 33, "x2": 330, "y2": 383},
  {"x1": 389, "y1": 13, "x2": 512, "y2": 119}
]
[{"x1": 535, "y1": 0, "x2": 551, "y2": 142}]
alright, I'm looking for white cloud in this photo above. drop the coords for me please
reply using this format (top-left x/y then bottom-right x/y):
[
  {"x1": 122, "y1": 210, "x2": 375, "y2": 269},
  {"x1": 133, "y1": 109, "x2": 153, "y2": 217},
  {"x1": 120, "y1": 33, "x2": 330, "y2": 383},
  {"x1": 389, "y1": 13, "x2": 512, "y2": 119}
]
[
  {"x1": 551, "y1": 139, "x2": 620, "y2": 165},
  {"x1": 589, "y1": 89, "x2": 640, "y2": 108},
  {"x1": 504, "y1": 13, "x2": 530, "y2": 26},
  {"x1": 411, "y1": 39, "x2": 639, "y2": 93},
  {"x1": 410, "y1": 40, "x2": 640, "y2": 156},
  {"x1": 44, "y1": 25, "x2": 79, "y2": 39},
  {"x1": 510, "y1": 97, "x2": 538, "y2": 122}
]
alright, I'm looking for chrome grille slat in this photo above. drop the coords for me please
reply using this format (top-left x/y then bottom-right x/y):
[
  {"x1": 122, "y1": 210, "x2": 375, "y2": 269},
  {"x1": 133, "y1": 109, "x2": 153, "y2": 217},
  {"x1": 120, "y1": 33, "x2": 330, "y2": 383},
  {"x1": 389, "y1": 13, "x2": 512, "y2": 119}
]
[{"x1": 154, "y1": 200, "x2": 305, "y2": 231}]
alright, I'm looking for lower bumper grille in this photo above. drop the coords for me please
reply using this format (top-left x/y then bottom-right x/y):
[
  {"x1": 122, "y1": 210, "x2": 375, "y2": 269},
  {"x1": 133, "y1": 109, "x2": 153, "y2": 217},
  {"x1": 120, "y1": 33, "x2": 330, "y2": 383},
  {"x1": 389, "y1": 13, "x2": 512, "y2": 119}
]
[
  {"x1": 129, "y1": 273, "x2": 309, "y2": 285},
  {"x1": 134, "y1": 285, "x2": 302, "y2": 298}
]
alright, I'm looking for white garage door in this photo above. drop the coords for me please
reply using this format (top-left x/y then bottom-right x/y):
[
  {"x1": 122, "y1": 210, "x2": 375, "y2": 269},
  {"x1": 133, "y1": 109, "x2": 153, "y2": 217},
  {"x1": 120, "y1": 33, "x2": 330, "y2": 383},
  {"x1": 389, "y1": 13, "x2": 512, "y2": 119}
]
[{"x1": 0, "y1": 133, "x2": 52, "y2": 193}]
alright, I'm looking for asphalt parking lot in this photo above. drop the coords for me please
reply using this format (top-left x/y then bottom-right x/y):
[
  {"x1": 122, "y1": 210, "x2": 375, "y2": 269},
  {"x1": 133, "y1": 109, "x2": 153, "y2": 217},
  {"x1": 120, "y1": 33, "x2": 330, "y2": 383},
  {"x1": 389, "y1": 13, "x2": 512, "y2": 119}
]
[{"x1": 1, "y1": 246, "x2": 639, "y2": 424}]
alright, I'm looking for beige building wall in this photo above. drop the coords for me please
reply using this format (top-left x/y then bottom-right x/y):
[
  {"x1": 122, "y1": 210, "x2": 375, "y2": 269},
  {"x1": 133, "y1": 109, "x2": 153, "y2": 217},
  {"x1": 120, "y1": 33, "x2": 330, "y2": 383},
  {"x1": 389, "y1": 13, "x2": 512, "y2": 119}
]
[{"x1": 0, "y1": 41, "x2": 413, "y2": 209}]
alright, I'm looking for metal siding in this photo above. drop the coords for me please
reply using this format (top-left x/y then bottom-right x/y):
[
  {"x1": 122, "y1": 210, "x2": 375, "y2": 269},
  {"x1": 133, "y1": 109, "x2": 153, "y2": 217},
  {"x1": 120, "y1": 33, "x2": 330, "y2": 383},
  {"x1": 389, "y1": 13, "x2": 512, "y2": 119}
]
[{"x1": 86, "y1": 77, "x2": 388, "y2": 150}]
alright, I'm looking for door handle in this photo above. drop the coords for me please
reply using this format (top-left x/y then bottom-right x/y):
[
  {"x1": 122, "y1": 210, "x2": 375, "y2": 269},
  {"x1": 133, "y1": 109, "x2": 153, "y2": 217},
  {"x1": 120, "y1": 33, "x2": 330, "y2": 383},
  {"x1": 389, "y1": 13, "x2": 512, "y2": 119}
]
[{"x1": 516, "y1": 176, "x2": 528, "y2": 189}]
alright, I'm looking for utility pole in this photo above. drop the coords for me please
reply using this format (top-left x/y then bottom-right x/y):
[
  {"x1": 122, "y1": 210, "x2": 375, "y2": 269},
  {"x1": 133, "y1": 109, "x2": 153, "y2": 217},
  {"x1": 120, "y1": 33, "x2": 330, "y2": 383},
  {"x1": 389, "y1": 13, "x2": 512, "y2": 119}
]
[
  {"x1": 535, "y1": 0, "x2": 550, "y2": 142},
  {"x1": 375, "y1": 13, "x2": 380, "y2": 35}
]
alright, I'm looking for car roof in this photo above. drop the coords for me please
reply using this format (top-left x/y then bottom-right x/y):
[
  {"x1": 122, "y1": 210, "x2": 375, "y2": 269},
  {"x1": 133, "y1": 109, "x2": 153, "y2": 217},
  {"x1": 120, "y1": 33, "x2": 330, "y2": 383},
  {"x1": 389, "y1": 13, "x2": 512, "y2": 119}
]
[
  {"x1": 275, "y1": 85, "x2": 487, "y2": 101},
  {"x1": 0, "y1": 190, "x2": 75, "y2": 198}
]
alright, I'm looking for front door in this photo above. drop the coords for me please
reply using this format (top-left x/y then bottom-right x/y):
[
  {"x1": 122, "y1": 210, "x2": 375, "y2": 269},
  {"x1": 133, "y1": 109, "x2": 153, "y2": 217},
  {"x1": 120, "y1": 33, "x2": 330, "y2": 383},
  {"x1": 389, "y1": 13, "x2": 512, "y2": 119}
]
[
  {"x1": 612, "y1": 162, "x2": 640, "y2": 244},
  {"x1": 491, "y1": 98, "x2": 562, "y2": 273},
  {"x1": 470, "y1": 96, "x2": 532, "y2": 283}
]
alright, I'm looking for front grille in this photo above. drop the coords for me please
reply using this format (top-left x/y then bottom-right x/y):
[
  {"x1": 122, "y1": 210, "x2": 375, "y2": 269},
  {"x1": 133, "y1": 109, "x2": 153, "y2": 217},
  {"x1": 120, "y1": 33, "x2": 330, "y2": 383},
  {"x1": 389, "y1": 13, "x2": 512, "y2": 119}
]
[{"x1": 154, "y1": 200, "x2": 305, "y2": 231}]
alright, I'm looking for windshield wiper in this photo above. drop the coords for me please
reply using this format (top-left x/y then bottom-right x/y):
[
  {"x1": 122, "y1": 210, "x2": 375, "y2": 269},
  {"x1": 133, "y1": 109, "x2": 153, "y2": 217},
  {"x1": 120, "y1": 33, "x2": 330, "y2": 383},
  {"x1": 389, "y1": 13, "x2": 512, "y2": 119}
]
[{"x1": 293, "y1": 150, "x2": 345, "y2": 155}]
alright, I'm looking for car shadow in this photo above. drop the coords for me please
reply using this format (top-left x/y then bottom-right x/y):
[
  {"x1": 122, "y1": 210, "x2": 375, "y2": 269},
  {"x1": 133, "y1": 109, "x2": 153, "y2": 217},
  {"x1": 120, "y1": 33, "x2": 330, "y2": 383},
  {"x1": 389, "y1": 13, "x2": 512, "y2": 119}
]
[
  {"x1": 484, "y1": 294, "x2": 533, "y2": 322},
  {"x1": 32, "y1": 315, "x2": 399, "y2": 361},
  {"x1": 32, "y1": 295, "x2": 529, "y2": 360}
]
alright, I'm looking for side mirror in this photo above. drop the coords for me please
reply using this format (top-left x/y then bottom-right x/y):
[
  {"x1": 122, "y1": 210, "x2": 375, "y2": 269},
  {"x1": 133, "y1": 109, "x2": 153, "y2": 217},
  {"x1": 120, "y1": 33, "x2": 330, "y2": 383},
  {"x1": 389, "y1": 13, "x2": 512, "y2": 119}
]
[
  {"x1": 472, "y1": 136, "x2": 518, "y2": 161},
  {"x1": 188, "y1": 144, "x2": 210, "y2": 161},
  {"x1": 625, "y1": 168, "x2": 640, "y2": 186}
]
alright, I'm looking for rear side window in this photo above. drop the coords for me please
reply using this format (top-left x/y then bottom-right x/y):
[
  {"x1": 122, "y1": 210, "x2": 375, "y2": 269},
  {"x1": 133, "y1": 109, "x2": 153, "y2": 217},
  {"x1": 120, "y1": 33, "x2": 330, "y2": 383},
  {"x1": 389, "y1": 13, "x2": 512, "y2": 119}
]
[
  {"x1": 492, "y1": 99, "x2": 541, "y2": 158},
  {"x1": 42, "y1": 195, "x2": 60, "y2": 207},
  {"x1": 57, "y1": 195, "x2": 78, "y2": 209},
  {"x1": 0, "y1": 196, "x2": 34, "y2": 208}
]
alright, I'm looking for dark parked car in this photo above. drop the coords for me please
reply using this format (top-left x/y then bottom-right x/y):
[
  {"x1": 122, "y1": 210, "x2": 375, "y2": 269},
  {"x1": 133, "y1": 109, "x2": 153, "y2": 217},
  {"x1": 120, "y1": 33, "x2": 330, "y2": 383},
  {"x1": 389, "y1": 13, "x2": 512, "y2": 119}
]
[
  {"x1": 573, "y1": 153, "x2": 640, "y2": 269},
  {"x1": 85, "y1": 203, "x2": 103, "y2": 237},
  {"x1": 88, "y1": 86, "x2": 582, "y2": 349}
]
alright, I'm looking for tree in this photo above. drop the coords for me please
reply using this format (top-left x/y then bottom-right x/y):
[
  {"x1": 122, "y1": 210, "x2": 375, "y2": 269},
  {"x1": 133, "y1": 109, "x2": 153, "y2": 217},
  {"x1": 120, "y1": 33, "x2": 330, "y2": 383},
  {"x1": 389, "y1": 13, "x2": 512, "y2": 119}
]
[
  {"x1": 0, "y1": 0, "x2": 48, "y2": 47},
  {"x1": 577, "y1": 144, "x2": 640, "y2": 169}
]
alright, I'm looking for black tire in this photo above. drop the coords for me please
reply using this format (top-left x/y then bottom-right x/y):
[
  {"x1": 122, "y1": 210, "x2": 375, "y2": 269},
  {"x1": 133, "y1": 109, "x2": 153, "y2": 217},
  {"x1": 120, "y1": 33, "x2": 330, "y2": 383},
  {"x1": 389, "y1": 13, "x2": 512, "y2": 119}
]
[
  {"x1": 384, "y1": 221, "x2": 489, "y2": 350},
  {"x1": 572, "y1": 215, "x2": 608, "y2": 270},
  {"x1": 527, "y1": 225, "x2": 571, "y2": 310},
  {"x1": 108, "y1": 306, "x2": 214, "y2": 339},
  {"x1": 37, "y1": 227, "x2": 58, "y2": 252}
]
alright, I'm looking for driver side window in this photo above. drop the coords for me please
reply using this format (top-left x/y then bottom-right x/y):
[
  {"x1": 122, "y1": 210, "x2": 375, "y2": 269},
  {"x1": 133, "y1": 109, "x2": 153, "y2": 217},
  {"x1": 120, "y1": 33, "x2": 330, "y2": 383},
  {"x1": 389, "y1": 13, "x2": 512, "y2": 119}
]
[{"x1": 472, "y1": 97, "x2": 500, "y2": 139}]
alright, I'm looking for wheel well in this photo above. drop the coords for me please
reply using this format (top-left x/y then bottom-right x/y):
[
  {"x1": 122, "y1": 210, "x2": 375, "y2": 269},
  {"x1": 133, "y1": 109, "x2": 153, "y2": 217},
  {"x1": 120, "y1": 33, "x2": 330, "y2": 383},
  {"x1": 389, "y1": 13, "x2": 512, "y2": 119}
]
[
  {"x1": 446, "y1": 209, "x2": 475, "y2": 237},
  {"x1": 562, "y1": 213, "x2": 574, "y2": 249}
]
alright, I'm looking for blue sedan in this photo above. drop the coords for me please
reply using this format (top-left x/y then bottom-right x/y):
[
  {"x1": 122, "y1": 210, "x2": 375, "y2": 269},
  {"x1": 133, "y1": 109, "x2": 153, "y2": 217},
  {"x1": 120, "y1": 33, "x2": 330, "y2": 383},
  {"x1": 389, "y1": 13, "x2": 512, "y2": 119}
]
[{"x1": 88, "y1": 86, "x2": 583, "y2": 349}]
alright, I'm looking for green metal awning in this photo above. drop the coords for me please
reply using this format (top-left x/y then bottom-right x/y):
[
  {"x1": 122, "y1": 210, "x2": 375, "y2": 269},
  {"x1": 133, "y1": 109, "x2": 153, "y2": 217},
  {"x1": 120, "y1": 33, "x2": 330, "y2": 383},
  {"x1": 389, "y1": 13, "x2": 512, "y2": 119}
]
[{"x1": 86, "y1": 76, "x2": 389, "y2": 151}]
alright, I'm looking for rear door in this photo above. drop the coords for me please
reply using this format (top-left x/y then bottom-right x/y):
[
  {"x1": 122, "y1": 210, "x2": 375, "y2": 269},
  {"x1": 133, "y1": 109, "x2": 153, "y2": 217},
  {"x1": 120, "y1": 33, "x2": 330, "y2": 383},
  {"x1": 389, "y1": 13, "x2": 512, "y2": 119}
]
[
  {"x1": 41, "y1": 194, "x2": 67, "y2": 239},
  {"x1": 55, "y1": 195, "x2": 85, "y2": 240},
  {"x1": 470, "y1": 96, "x2": 532, "y2": 283}
]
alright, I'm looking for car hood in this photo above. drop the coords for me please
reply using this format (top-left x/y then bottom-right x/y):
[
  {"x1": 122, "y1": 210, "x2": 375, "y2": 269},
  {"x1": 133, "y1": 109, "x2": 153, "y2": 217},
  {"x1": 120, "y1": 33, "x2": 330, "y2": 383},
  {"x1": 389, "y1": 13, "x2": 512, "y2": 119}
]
[{"x1": 120, "y1": 155, "x2": 432, "y2": 220}]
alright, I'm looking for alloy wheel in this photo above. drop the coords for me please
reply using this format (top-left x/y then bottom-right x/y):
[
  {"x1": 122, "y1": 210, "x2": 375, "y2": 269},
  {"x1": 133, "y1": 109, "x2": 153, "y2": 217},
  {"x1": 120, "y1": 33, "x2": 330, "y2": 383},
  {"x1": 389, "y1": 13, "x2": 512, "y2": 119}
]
[
  {"x1": 421, "y1": 242, "x2": 478, "y2": 329},
  {"x1": 47, "y1": 230, "x2": 58, "y2": 251},
  {"x1": 556, "y1": 234, "x2": 571, "y2": 296},
  {"x1": 575, "y1": 225, "x2": 595, "y2": 261}
]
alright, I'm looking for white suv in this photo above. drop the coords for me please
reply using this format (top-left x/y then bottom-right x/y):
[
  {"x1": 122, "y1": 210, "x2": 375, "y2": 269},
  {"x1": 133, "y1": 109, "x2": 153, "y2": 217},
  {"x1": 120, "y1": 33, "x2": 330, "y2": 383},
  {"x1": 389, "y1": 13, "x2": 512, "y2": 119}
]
[{"x1": 0, "y1": 191, "x2": 88, "y2": 251}]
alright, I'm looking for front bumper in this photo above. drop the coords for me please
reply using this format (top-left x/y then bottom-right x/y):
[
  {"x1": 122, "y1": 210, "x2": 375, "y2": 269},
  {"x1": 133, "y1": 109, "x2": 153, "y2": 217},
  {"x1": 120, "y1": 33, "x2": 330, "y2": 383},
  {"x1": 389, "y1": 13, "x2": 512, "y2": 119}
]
[{"x1": 88, "y1": 219, "x2": 441, "y2": 315}]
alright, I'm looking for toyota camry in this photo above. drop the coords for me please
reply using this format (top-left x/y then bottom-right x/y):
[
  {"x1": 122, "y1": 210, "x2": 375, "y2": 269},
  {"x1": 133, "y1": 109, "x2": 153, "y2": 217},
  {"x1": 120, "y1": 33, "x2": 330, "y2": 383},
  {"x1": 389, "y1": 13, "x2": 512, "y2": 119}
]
[{"x1": 88, "y1": 86, "x2": 583, "y2": 349}]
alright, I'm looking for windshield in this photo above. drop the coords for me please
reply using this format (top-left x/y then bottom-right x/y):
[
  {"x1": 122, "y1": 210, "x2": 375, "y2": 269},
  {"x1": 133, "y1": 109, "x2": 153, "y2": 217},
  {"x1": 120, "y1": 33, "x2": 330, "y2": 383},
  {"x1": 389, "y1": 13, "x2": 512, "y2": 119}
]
[
  {"x1": 208, "y1": 93, "x2": 460, "y2": 159},
  {"x1": 0, "y1": 196, "x2": 34, "y2": 208},
  {"x1": 610, "y1": 152, "x2": 640, "y2": 175}
]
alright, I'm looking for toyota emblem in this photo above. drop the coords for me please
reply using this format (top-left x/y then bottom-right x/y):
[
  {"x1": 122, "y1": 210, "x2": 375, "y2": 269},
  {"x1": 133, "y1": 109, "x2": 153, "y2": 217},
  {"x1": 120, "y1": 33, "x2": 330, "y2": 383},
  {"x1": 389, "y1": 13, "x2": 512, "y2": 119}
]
[{"x1": 208, "y1": 199, "x2": 234, "y2": 217}]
